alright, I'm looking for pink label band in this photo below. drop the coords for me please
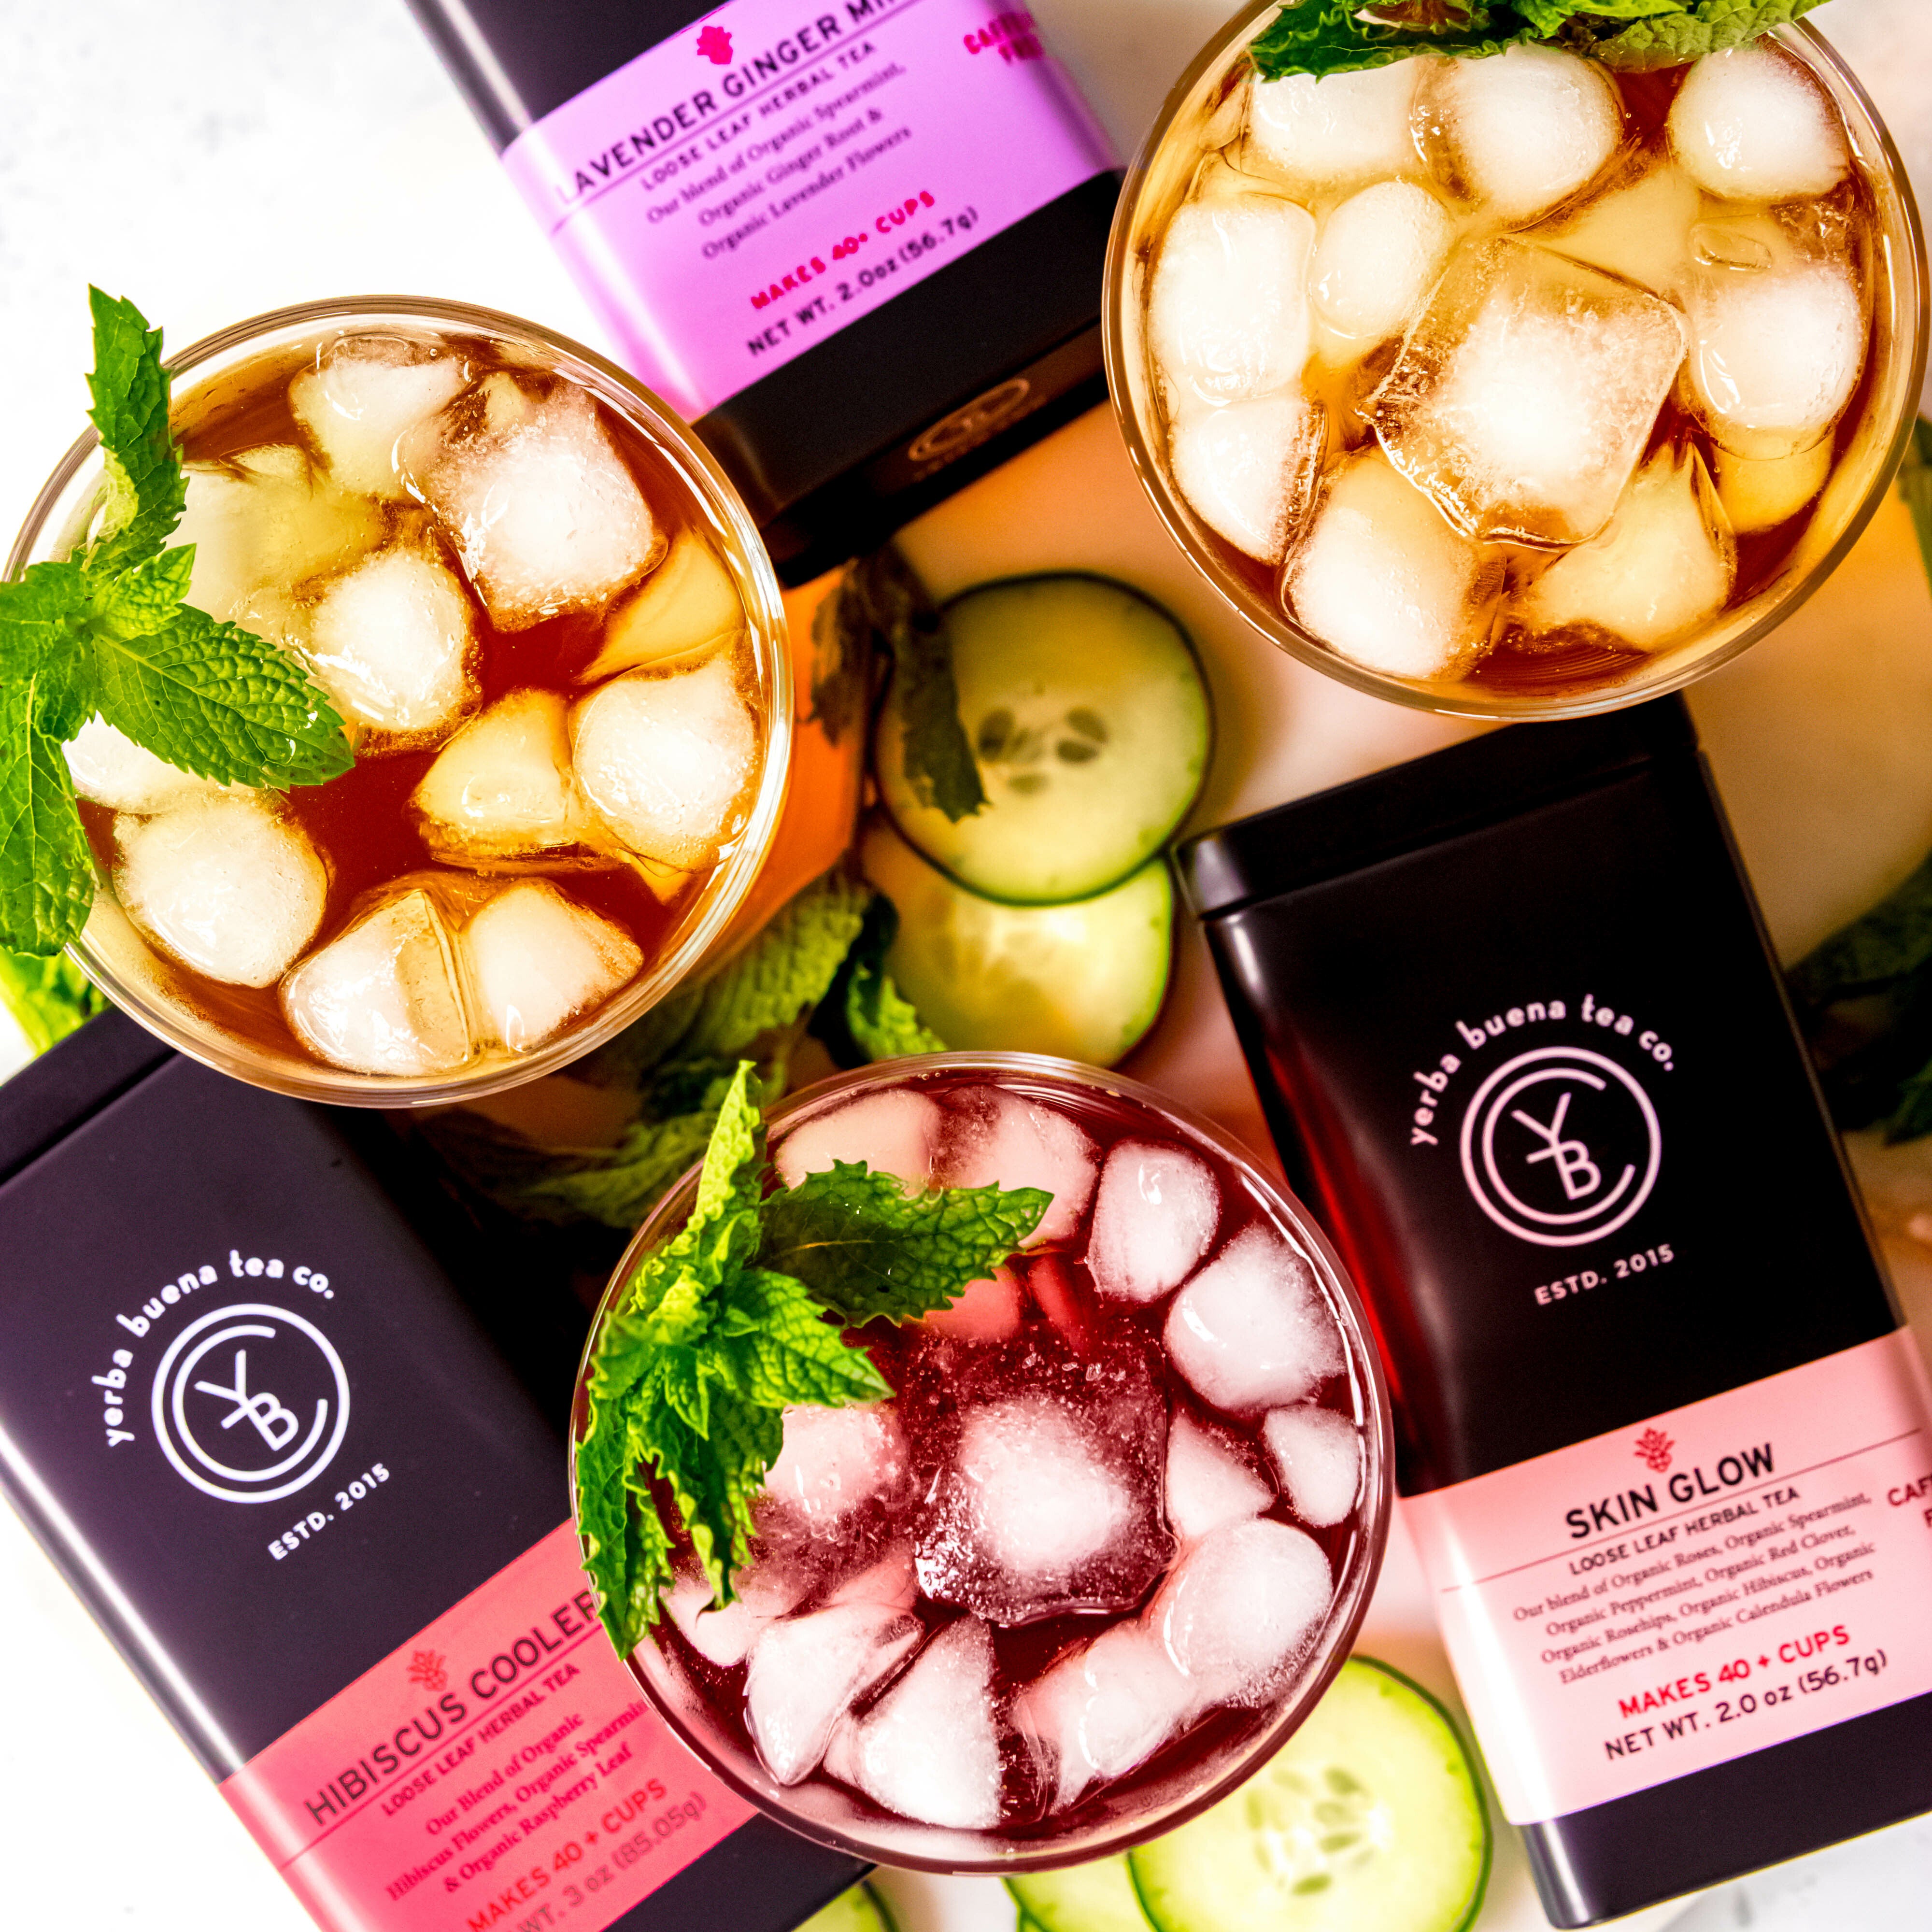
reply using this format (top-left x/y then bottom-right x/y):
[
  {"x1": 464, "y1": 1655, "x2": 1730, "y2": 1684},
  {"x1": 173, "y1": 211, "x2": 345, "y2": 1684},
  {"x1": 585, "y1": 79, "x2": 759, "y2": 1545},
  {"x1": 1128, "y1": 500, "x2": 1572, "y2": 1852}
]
[
  {"x1": 221, "y1": 1522, "x2": 752, "y2": 1931},
  {"x1": 501, "y1": 0, "x2": 1116, "y2": 419},
  {"x1": 1403, "y1": 1330, "x2": 1932, "y2": 1824}
]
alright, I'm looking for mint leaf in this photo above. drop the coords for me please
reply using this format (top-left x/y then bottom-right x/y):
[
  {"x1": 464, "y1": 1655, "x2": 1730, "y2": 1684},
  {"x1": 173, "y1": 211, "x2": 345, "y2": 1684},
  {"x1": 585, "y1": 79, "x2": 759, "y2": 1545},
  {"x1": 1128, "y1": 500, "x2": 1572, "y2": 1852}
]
[
  {"x1": 0, "y1": 949, "x2": 105, "y2": 1058},
  {"x1": 465, "y1": 873, "x2": 876, "y2": 1232},
  {"x1": 810, "y1": 890, "x2": 946, "y2": 1067},
  {"x1": 0, "y1": 291, "x2": 356, "y2": 956},
  {"x1": 808, "y1": 567, "x2": 876, "y2": 746},
  {"x1": 1577, "y1": 0, "x2": 1828, "y2": 67},
  {"x1": 574, "y1": 1065, "x2": 1050, "y2": 1650},
  {"x1": 97, "y1": 545, "x2": 195, "y2": 639},
  {"x1": 859, "y1": 548, "x2": 985, "y2": 824},
  {"x1": 93, "y1": 607, "x2": 352, "y2": 790},
  {"x1": 82, "y1": 287, "x2": 186, "y2": 576},
  {"x1": 847, "y1": 961, "x2": 947, "y2": 1062},
  {"x1": 679, "y1": 871, "x2": 872, "y2": 1060},
  {"x1": 1249, "y1": 0, "x2": 1829, "y2": 79},
  {"x1": 759, "y1": 1162, "x2": 1051, "y2": 1324},
  {"x1": 0, "y1": 680, "x2": 98, "y2": 955},
  {"x1": 1791, "y1": 853, "x2": 1932, "y2": 1008},
  {"x1": 513, "y1": 1107, "x2": 727, "y2": 1230},
  {"x1": 714, "y1": 1267, "x2": 892, "y2": 1407}
]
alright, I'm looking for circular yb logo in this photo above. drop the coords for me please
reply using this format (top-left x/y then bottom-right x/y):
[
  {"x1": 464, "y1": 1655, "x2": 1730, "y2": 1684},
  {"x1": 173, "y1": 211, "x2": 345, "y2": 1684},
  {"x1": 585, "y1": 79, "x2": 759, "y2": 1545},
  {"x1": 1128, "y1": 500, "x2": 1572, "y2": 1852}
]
[
  {"x1": 150, "y1": 1303, "x2": 350, "y2": 1504},
  {"x1": 1459, "y1": 1047, "x2": 1661, "y2": 1249}
]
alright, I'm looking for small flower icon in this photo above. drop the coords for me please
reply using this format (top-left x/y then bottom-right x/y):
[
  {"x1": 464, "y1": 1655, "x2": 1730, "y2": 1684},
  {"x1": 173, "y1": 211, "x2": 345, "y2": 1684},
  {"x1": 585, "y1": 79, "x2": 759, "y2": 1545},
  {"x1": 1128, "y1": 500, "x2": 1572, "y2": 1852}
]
[
  {"x1": 696, "y1": 24, "x2": 733, "y2": 64},
  {"x1": 1633, "y1": 1427, "x2": 1674, "y2": 1474},
  {"x1": 407, "y1": 1648, "x2": 447, "y2": 1692}
]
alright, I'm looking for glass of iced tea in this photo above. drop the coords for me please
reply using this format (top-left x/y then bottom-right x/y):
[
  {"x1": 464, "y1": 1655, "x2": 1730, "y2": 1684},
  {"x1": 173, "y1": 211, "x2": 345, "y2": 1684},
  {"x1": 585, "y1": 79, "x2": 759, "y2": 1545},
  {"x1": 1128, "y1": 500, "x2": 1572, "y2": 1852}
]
[
  {"x1": 8, "y1": 297, "x2": 791, "y2": 1103},
  {"x1": 1105, "y1": 18, "x2": 1928, "y2": 718},
  {"x1": 576, "y1": 1053, "x2": 1392, "y2": 1870}
]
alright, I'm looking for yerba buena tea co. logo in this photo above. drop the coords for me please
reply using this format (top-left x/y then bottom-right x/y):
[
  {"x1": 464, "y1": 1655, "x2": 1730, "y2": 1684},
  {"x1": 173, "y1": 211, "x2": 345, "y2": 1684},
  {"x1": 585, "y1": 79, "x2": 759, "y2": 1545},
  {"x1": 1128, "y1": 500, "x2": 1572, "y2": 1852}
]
[
  {"x1": 1406, "y1": 992, "x2": 1669, "y2": 1250},
  {"x1": 1461, "y1": 1046, "x2": 1662, "y2": 1248},
  {"x1": 151, "y1": 1303, "x2": 351, "y2": 1504}
]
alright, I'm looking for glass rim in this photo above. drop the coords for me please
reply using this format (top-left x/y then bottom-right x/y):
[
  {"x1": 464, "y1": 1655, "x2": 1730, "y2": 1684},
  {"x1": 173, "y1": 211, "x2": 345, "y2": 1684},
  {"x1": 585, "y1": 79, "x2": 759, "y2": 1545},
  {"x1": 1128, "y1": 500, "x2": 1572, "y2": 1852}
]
[
  {"x1": 7, "y1": 294, "x2": 794, "y2": 1108},
  {"x1": 1101, "y1": 16, "x2": 1932, "y2": 723},
  {"x1": 570, "y1": 1050, "x2": 1396, "y2": 1874}
]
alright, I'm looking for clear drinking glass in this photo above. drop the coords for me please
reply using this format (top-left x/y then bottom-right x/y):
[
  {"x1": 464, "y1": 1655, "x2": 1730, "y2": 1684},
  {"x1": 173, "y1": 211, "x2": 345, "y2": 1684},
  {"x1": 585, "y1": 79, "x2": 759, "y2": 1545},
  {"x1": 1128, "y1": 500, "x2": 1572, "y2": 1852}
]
[
  {"x1": 7, "y1": 297, "x2": 792, "y2": 1106},
  {"x1": 1104, "y1": 17, "x2": 1929, "y2": 720},
  {"x1": 572, "y1": 1052, "x2": 1393, "y2": 1872}
]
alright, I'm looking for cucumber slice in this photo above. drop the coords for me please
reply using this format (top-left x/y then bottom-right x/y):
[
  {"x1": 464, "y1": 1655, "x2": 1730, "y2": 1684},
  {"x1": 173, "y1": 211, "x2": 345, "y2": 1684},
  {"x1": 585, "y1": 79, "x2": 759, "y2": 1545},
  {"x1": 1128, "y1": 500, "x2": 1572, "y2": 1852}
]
[
  {"x1": 859, "y1": 817, "x2": 1173, "y2": 1067},
  {"x1": 875, "y1": 574, "x2": 1211, "y2": 904},
  {"x1": 1010, "y1": 1857, "x2": 1152, "y2": 1932},
  {"x1": 1128, "y1": 1659, "x2": 1490, "y2": 1932},
  {"x1": 797, "y1": 1880, "x2": 897, "y2": 1932}
]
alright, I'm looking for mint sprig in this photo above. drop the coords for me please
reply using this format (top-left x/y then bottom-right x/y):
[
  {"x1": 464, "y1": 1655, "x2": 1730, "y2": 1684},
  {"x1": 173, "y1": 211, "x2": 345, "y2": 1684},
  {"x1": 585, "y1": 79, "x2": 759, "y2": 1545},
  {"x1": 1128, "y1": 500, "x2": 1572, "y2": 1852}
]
[
  {"x1": 575, "y1": 1062, "x2": 1049, "y2": 1653},
  {"x1": 1251, "y1": 1, "x2": 1829, "y2": 80},
  {"x1": 0, "y1": 289, "x2": 353, "y2": 957}
]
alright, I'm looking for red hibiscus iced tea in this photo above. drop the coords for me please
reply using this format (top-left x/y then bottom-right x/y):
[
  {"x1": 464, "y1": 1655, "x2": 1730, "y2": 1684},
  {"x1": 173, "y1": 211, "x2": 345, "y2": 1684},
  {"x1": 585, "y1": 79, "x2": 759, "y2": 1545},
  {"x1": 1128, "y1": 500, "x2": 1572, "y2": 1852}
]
[{"x1": 599, "y1": 1055, "x2": 1390, "y2": 1869}]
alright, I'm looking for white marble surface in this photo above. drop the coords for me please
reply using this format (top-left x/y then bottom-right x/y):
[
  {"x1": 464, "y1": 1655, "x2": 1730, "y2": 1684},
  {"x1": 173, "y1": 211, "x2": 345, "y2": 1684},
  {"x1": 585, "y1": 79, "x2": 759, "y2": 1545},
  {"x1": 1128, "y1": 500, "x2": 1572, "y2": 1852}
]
[{"x1": 3, "y1": 2, "x2": 1932, "y2": 1929}]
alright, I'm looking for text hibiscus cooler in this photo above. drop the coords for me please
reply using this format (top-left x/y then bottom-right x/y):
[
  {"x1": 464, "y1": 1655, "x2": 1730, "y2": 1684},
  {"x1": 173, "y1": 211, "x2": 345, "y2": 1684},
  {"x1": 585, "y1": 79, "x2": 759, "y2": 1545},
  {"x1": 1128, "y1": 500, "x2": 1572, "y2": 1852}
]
[{"x1": 0, "y1": 1014, "x2": 863, "y2": 1932}]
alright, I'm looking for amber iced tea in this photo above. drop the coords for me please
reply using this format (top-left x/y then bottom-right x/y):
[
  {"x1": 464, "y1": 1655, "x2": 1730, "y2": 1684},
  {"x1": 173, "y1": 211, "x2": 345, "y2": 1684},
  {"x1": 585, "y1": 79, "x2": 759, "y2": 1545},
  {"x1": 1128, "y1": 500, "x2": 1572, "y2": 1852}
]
[
  {"x1": 604, "y1": 1059, "x2": 1389, "y2": 1869},
  {"x1": 38, "y1": 304, "x2": 787, "y2": 1097},
  {"x1": 1109, "y1": 22, "x2": 1927, "y2": 715}
]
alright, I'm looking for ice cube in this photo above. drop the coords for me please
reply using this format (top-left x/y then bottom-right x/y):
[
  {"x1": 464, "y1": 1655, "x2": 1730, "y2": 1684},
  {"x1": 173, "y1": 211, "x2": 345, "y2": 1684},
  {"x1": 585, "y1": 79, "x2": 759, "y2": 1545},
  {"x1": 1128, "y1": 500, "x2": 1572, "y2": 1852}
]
[
  {"x1": 1017, "y1": 1622, "x2": 1199, "y2": 1810},
  {"x1": 65, "y1": 716, "x2": 227, "y2": 815},
  {"x1": 1714, "y1": 441, "x2": 1831, "y2": 534},
  {"x1": 1681, "y1": 257, "x2": 1866, "y2": 460},
  {"x1": 664, "y1": 1572, "x2": 767, "y2": 1668},
  {"x1": 663, "y1": 1548, "x2": 812, "y2": 1666},
  {"x1": 1152, "y1": 1518, "x2": 1332, "y2": 1706},
  {"x1": 281, "y1": 887, "x2": 473, "y2": 1077},
  {"x1": 1512, "y1": 446, "x2": 1735, "y2": 654},
  {"x1": 1168, "y1": 393, "x2": 1324, "y2": 566},
  {"x1": 775, "y1": 1091, "x2": 943, "y2": 1193},
  {"x1": 463, "y1": 880, "x2": 641, "y2": 1053},
  {"x1": 1262, "y1": 1406, "x2": 1362, "y2": 1528},
  {"x1": 925, "y1": 1399, "x2": 1133, "y2": 1606},
  {"x1": 1312, "y1": 180, "x2": 1455, "y2": 344},
  {"x1": 943, "y1": 1091, "x2": 1098, "y2": 1248},
  {"x1": 1667, "y1": 44, "x2": 1849, "y2": 203},
  {"x1": 910, "y1": 1337, "x2": 1171, "y2": 1625},
  {"x1": 765, "y1": 1405, "x2": 909, "y2": 1535},
  {"x1": 175, "y1": 444, "x2": 382, "y2": 624},
  {"x1": 1421, "y1": 43, "x2": 1622, "y2": 223},
  {"x1": 828, "y1": 1544, "x2": 919, "y2": 1613},
  {"x1": 412, "y1": 689, "x2": 594, "y2": 863},
  {"x1": 824, "y1": 1618, "x2": 1002, "y2": 1829},
  {"x1": 1246, "y1": 60, "x2": 1424, "y2": 193},
  {"x1": 1368, "y1": 238, "x2": 1687, "y2": 547},
  {"x1": 1165, "y1": 1413, "x2": 1271, "y2": 1543},
  {"x1": 1164, "y1": 1225, "x2": 1343, "y2": 1414},
  {"x1": 1148, "y1": 196, "x2": 1315, "y2": 406},
  {"x1": 288, "y1": 335, "x2": 470, "y2": 500},
  {"x1": 305, "y1": 545, "x2": 477, "y2": 741},
  {"x1": 570, "y1": 652, "x2": 759, "y2": 869},
  {"x1": 424, "y1": 384, "x2": 660, "y2": 629},
  {"x1": 581, "y1": 528, "x2": 746, "y2": 683},
  {"x1": 1283, "y1": 449, "x2": 1501, "y2": 681},
  {"x1": 744, "y1": 1600, "x2": 923, "y2": 1785},
  {"x1": 921, "y1": 1268, "x2": 1025, "y2": 1343},
  {"x1": 115, "y1": 795, "x2": 327, "y2": 989},
  {"x1": 1085, "y1": 1139, "x2": 1219, "y2": 1303},
  {"x1": 1534, "y1": 160, "x2": 1701, "y2": 297}
]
